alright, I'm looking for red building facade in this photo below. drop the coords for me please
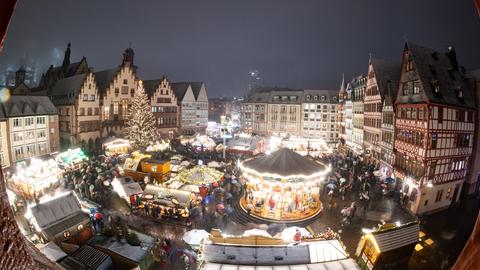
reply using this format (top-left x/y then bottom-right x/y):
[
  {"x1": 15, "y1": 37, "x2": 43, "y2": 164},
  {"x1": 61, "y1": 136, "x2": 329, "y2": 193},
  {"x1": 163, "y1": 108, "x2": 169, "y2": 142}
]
[{"x1": 394, "y1": 43, "x2": 476, "y2": 214}]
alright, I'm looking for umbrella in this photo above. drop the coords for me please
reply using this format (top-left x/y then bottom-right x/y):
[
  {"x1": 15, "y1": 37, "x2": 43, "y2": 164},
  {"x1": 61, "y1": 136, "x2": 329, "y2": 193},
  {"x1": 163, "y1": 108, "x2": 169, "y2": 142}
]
[
  {"x1": 281, "y1": 226, "x2": 311, "y2": 241},
  {"x1": 258, "y1": 224, "x2": 269, "y2": 230},
  {"x1": 182, "y1": 229, "x2": 210, "y2": 247},
  {"x1": 225, "y1": 192, "x2": 233, "y2": 199},
  {"x1": 243, "y1": 229, "x2": 271, "y2": 237},
  {"x1": 340, "y1": 178, "x2": 346, "y2": 183},
  {"x1": 224, "y1": 205, "x2": 233, "y2": 214},
  {"x1": 327, "y1": 183, "x2": 337, "y2": 190},
  {"x1": 94, "y1": 212, "x2": 104, "y2": 220}
]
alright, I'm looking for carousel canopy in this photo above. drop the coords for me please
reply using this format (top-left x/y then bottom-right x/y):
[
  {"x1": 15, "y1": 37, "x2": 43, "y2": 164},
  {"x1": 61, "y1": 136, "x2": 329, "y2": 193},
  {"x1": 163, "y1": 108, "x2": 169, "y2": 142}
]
[
  {"x1": 241, "y1": 148, "x2": 328, "y2": 179},
  {"x1": 175, "y1": 165, "x2": 223, "y2": 185}
]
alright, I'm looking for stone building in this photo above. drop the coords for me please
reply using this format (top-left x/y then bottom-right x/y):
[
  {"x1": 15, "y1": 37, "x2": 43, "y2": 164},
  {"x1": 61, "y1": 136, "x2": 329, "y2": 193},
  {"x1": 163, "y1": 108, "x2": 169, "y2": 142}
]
[
  {"x1": 301, "y1": 89, "x2": 339, "y2": 145},
  {"x1": 0, "y1": 96, "x2": 59, "y2": 166},
  {"x1": 379, "y1": 91, "x2": 396, "y2": 177},
  {"x1": 240, "y1": 90, "x2": 269, "y2": 135},
  {"x1": 266, "y1": 88, "x2": 303, "y2": 137},
  {"x1": 352, "y1": 75, "x2": 367, "y2": 154},
  {"x1": 171, "y1": 82, "x2": 208, "y2": 134},
  {"x1": 338, "y1": 75, "x2": 347, "y2": 142},
  {"x1": 144, "y1": 77, "x2": 179, "y2": 137},
  {"x1": 344, "y1": 82, "x2": 354, "y2": 151},
  {"x1": 94, "y1": 48, "x2": 138, "y2": 138},
  {"x1": 363, "y1": 59, "x2": 400, "y2": 166},
  {"x1": 394, "y1": 43, "x2": 476, "y2": 214},
  {"x1": 49, "y1": 70, "x2": 101, "y2": 151}
]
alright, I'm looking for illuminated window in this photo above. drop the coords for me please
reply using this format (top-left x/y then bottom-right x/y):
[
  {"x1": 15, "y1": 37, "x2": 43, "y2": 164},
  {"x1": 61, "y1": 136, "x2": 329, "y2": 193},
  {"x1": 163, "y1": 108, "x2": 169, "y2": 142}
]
[
  {"x1": 113, "y1": 102, "x2": 119, "y2": 114},
  {"x1": 104, "y1": 106, "x2": 110, "y2": 120}
]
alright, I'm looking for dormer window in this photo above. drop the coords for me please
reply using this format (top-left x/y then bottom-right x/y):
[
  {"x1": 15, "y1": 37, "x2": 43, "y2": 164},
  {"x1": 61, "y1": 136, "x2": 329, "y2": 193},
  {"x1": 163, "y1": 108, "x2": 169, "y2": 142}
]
[
  {"x1": 281, "y1": 96, "x2": 288, "y2": 101},
  {"x1": 321, "y1": 96, "x2": 326, "y2": 101},
  {"x1": 306, "y1": 95, "x2": 311, "y2": 101},
  {"x1": 432, "y1": 80, "x2": 441, "y2": 95},
  {"x1": 314, "y1": 96, "x2": 318, "y2": 101}
]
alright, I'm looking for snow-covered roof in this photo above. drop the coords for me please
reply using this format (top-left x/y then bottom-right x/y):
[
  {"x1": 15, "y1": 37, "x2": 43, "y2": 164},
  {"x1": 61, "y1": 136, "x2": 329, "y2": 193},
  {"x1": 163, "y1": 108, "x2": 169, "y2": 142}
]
[{"x1": 28, "y1": 192, "x2": 82, "y2": 229}]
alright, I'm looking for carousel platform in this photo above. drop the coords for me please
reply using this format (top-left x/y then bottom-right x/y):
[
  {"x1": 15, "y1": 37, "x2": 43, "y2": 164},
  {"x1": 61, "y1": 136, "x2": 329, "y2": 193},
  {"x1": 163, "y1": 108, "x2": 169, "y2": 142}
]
[{"x1": 231, "y1": 195, "x2": 322, "y2": 226}]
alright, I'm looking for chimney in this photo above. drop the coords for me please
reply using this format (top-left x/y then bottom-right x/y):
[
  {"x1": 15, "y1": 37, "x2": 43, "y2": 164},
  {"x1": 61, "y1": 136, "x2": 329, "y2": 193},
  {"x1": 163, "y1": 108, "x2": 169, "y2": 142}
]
[
  {"x1": 15, "y1": 67, "x2": 26, "y2": 87},
  {"x1": 446, "y1": 46, "x2": 459, "y2": 71}
]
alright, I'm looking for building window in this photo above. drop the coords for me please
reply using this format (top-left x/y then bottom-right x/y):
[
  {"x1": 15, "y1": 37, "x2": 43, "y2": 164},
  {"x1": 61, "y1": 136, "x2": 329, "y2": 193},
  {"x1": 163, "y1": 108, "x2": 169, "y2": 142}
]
[
  {"x1": 83, "y1": 94, "x2": 88, "y2": 101},
  {"x1": 123, "y1": 79, "x2": 128, "y2": 85},
  {"x1": 446, "y1": 188, "x2": 452, "y2": 200},
  {"x1": 79, "y1": 108, "x2": 85, "y2": 116},
  {"x1": 94, "y1": 108, "x2": 99, "y2": 115},
  {"x1": 122, "y1": 100, "x2": 128, "y2": 119},
  {"x1": 435, "y1": 189, "x2": 443, "y2": 202},
  {"x1": 104, "y1": 106, "x2": 110, "y2": 120},
  {"x1": 89, "y1": 95, "x2": 95, "y2": 101},
  {"x1": 36, "y1": 116, "x2": 46, "y2": 125},
  {"x1": 13, "y1": 118, "x2": 22, "y2": 127},
  {"x1": 38, "y1": 142, "x2": 47, "y2": 153},
  {"x1": 37, "y1": 130, "x2": 46, "y2": 139},
  {"x1": 25, "y1": 117, "x2": 34, "y2": 126},
  {"x1": 413, "y1": 80, "x2": 421, "y2": 94},
  {"x1": 438, "y1": 107, "x2": 443, "y2": 124},
  {"x1": 14, "y1": 146, "x2": 23, "y2": 159},
  {"x1": 306, "y1": 95, "x2": 310, "y2": 101},
  {"x1": 13, "y1": 132, "x2": 23, "y2": 142},
  {"x1": 26, "y1": 131, "x2": 35, "y2": 140},
  {"x1": 87, "y1": 108, "x2": 92, "y2": 116},
  {"x1": 113, "y1": 102, "x2": 119, "y2": 114},
  {"x1": 26, "y1": 144, "x2": 36, "y2": 155},
  {"x1": 431, "y1": 133, "x2": 438, "y2": 149}
]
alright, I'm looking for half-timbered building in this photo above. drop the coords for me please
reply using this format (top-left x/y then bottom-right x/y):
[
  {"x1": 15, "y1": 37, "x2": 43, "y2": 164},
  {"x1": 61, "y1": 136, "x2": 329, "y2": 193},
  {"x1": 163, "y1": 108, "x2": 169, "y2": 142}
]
[
  {"x1": 363, "y1": 59, "x2": 399, "y2": 166},
  {"x1": 394, "y1": 43, "x2": 476, "y2": 214}
]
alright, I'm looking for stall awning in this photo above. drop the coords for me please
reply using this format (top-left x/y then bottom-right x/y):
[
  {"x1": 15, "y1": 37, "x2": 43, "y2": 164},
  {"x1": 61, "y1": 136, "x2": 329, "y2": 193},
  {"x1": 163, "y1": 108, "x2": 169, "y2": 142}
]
[{"x1": 43, "y1": 212, "x2": 89, "y2": 238}]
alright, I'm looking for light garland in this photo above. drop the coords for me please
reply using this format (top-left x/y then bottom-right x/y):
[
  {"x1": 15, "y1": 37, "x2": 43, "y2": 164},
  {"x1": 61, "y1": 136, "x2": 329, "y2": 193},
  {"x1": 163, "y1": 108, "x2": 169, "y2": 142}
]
[{"x1": 238, "y1": 160, "x2": 331, "y2": 182}]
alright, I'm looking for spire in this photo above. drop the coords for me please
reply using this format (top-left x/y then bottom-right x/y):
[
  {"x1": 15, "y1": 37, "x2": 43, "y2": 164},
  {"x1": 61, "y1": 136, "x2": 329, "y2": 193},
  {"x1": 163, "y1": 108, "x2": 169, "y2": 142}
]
[
  {"x1": 122, "y1": 46, "x2": 135, "y2": 68},
  {"x1": 62, "y1": 42, "x2": 71, "y2": 67},
  {"x1": 339, "y1": 73, "x2": 346, "y2": 93}
]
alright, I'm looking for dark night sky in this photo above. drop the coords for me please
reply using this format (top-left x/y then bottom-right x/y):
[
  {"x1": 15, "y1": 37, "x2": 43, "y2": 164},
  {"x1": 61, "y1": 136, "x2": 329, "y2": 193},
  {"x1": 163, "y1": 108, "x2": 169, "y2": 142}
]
[{"x1": 0, "y1": 0, "x2": 479, "y2": 97}]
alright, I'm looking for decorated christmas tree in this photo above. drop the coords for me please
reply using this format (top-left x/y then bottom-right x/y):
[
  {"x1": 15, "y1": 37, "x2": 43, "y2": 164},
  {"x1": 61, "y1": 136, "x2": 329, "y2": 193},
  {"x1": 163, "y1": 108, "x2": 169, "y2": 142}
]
[{"x1": 125, "y1": 80, "x2": 158, "y2": 150}]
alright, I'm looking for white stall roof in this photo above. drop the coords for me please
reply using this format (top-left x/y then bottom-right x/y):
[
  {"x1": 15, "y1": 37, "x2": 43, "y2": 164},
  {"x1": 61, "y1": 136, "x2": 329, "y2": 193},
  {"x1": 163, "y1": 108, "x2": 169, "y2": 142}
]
[
  {"x1": 28, "y1": 191, "x2": 81, "y2": 229},
  {"x1": 202, "y1": 259, "x2": 359, "y2": 270}
]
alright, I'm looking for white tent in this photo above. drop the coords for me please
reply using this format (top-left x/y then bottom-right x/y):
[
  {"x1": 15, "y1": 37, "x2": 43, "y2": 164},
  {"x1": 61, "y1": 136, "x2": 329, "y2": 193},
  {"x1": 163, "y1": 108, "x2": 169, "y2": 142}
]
[
  {"x1": 280, "y1": 226, "x2": 311, "y2": 241},
  {"x1": 183, "y1": 229, "x2": 210, "y2": 248},
  {"x1": 243, "y1": 229, "x2": 271, "y2": 238}
]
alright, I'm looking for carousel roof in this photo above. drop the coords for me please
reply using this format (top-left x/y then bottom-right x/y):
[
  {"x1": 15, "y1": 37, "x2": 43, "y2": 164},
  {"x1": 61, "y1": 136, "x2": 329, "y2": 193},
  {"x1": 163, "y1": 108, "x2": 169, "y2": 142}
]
[{"x1": 241, "y1": 148, "x2": 328, "y2": 179}]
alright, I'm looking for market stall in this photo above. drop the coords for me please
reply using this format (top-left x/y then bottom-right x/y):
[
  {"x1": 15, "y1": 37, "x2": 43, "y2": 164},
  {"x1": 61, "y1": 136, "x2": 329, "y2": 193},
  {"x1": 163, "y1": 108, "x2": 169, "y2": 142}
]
[
  {"x1": 123, "y1": 152, "x2": 170, "y2": 183},
  {"x1": 6, "y1": 157, "x2": 61, "y2": 200},
  {"x1": 140, "y1": 185, "x2": 193, "y2": 220},
  {"x1": 238, "y1": 147, "x2": 330, "y2": 222},
  {"x1": 103, "y1": 138, "x2": 131, "y2": 155},
  {"x1": 56, "y1": 148, "x2": 88, "y2": 169},
  {"x1": 111, "y1": 177, "x2": 144, "y2": 206},
  {"x1": 190, "y1": 135, "x2": 217, "y2": 151},
  {"x1": 226, "y1": 134, "x2": 265, "y2": 155}
]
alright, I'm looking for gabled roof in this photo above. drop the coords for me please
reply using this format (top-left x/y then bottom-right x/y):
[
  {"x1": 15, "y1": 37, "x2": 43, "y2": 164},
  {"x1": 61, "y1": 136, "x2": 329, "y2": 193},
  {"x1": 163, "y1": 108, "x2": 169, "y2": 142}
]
[
  {"x1": 49, "y1": 73, "x2": 87, "y2": 106},
  {"x1": 371, "y1": 222, "x2": 420, "y2": 252},
  {"x1": 143, "y1": 79, "x2": 161, "y2": 98},
  {"x1": 190, "y1": 82, "x2": 204, "y2": 99},
  {"x1": 404, "y1": 42, "x2": 475, "y2": 109},
  {"x1": 370, "y1": 59, "x2": 400, "y2": 100},
  {"x1": 28, "y1": 192, "x2": 82, "y2": 229},
  {"x1": 171, "y1": 82, "x2": 191, "y2": 101},
  {"x1": 1, "y1": 95, "x2": 57, "y2": 117},
  {"x1": 93, "y1": 68, "x2": 119, "y2": 96}
]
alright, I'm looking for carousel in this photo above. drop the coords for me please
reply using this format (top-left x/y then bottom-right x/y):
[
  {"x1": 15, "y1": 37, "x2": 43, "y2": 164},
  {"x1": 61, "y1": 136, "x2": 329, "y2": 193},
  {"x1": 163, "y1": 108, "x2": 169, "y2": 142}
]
[{"x1": 238, "y1": 147, "x2": 330, "y2": 222}]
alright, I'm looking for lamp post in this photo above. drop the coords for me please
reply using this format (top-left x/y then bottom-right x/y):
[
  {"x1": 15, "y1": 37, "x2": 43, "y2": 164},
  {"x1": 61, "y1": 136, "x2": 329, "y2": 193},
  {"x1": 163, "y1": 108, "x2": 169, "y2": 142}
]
[{"x1": 221, "y1": 115, "x2": 227, "y2": 160}]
